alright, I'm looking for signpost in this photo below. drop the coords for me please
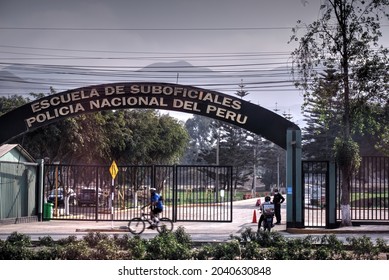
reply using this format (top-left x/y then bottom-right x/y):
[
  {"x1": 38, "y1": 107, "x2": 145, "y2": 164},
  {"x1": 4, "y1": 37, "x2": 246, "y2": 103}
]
[{"x1": 109, "y1": 161, "x2": 118, "y2": 228}]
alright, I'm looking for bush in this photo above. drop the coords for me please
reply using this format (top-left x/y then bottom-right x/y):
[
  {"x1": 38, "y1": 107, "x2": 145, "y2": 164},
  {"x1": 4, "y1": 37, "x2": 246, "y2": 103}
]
[
  {"x1": 145, "y1": 228, "x2": 193, "y2": 260},
  {"x1": 0, "y1": 229, "x2": 388, "y2": 260}
]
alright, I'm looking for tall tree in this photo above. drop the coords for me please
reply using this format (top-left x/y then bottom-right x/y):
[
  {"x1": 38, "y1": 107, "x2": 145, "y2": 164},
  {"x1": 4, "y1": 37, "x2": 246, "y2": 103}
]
[
  {"x1": 182, "y1": 115, "x2": 214, "y2": 164},
  {"x1": 290, "y1": 0, "x2": 389, "y2": 226},
  {"x1": 302, "y1": 67, "x2": 341, "y2": 160}
]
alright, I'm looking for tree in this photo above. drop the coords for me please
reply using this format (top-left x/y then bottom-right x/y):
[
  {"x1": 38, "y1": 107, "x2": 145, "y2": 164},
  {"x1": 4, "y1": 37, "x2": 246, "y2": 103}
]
[
  {"x1": 182, "y1": 115, "x2": 214, "y2": 164},
  {"x1": 290, "y1": 0, "x2": 389, "y2": 226},
  {"x1": 302, "y1": 67, "x2": 341, "y2": 160},
  {"x1": 107, "y1": 109, "x2": 189, "y2": 165},
  {"x1": 1, "y1": 93, "x2": 189, "y2": 166},
  {"x1": 0, "y1": 95, "x2": 30, "y2": 114}
]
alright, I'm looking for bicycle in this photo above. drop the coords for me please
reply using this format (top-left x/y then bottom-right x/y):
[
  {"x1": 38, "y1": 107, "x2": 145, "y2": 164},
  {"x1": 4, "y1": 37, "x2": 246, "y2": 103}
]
[{"x1": 127, "y1": 208, "x2": 174, "y2": 234}]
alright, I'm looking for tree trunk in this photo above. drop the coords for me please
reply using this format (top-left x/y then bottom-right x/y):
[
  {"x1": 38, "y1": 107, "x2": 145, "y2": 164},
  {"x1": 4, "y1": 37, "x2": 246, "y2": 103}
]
[
  {"x1": 340, "y1": 204, "x2": 352, "y2": 226},
  {"x1": 340, "y1": 168, "x2": 352, "y2": 226}
]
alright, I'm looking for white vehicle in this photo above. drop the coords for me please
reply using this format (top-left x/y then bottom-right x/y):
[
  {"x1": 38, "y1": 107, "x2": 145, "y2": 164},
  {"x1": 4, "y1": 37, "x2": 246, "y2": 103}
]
[
  {"x1": 47, "y1": 187, "x2": 77, "y2": 206},
  {"x1": 305, "y1": 185, "x2": 326, "y2": 208}
]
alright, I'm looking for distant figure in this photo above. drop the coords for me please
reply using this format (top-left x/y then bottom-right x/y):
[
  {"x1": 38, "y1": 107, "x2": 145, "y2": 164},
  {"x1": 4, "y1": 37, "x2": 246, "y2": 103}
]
[
  {"x1": 255, "y1": 197, "x2": 262, "y2": 207},
  {"x1": 272, "y1": 189, "x2": 285, "y2": 224}
]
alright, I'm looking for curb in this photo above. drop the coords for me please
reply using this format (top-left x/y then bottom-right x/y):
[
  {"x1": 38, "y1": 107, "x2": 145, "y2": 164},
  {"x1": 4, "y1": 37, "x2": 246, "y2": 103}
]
[{"x1": 286, "y1": 228, "x2": 389, "y2": 234}]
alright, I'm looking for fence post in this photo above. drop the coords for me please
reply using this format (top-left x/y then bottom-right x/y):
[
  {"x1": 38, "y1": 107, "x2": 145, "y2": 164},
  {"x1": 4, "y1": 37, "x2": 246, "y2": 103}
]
[
  {"x1": 173, "y1": 165, "x2": 177, "y2": 222},
  {"x1": 37, "y1": 159, "x2": 45, "y2": 221}
]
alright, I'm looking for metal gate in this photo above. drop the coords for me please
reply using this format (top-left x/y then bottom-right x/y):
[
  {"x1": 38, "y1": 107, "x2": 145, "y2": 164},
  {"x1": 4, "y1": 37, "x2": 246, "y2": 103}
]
[
  {"x1": 302, "y1": 161, "x2": 329, "y2": 228},
  {"x1": 43, "y1": 164, "x2": 233, "y2": 223}
]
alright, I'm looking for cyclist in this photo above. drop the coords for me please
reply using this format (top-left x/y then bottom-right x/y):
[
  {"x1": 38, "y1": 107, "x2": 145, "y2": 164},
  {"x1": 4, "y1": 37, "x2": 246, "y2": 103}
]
[{"x1": 142, "y1": 187, "x2": 164, "y2": 229}]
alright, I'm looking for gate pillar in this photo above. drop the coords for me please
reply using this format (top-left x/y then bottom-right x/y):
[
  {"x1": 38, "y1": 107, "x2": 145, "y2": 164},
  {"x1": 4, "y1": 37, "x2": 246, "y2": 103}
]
[
  {"x1": 286, "y1": 129, "x2": 303, "y2": 228},
  {"x1": 327, "y1": 161, "x2": 338, "y2": 228}
]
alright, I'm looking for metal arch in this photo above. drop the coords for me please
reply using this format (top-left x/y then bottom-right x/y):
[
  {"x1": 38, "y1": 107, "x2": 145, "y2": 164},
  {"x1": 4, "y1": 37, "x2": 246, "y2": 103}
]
[{"x1": 0, "y1": 82, "x2": 300, "y2": 148}]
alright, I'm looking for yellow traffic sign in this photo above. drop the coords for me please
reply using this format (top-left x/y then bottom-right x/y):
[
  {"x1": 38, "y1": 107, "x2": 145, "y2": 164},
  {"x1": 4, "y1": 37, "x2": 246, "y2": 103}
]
[{"x1": 109, "y1": 160, "x2": 119, "y2": 179}]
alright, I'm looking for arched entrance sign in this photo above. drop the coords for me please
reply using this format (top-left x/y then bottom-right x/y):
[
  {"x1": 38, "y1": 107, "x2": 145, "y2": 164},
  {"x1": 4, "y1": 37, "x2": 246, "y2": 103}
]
[
  {"x1": 0, "y1": 82, "x2": 303, "y2": 228},
  {"x1": 0, "y1": 82, "x2": 298, "y2": 148}
]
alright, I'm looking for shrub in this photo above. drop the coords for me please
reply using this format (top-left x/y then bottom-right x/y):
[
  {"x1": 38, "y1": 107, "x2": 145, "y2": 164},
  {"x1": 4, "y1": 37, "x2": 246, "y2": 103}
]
[
  {"x1": 1, "y1": 230, "x2": 388, "y2": 260},
  {"x1": 346, "y1": 235, "x2": 380, "y2": 260},
  {"x1": 6, "y1": 232, "x2": 31, "y2": 247},
  {"x1": 145, "y1": 229, "x2": 193, "y2": 260},
  {"x1": 38, "y1": 236, "x2": 55, "y2": 247},
  {"x1": 126, "y1": 235, "x2": 147, "y2": 259},
  {"x1": 210, "y1": 240, "x2": 241, "y2": 260},
  {"x1": 83, "y1": 232, "x2": 110, "y2": 247},
  {"x1": 59, "y1": 241, "x2": 91, "y2": 260}
]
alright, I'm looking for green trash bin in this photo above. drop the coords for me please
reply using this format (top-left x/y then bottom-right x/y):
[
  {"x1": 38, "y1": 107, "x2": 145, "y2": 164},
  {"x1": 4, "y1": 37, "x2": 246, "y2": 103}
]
[{"x1": 43, "y1": 203, "x2": 53, "y2": 221}]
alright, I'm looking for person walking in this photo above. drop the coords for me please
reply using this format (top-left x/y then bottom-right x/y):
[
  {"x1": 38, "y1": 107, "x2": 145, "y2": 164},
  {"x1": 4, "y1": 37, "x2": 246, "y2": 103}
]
[{"x1": 272, "y1": 188, "x2": 285, "y2": 224}]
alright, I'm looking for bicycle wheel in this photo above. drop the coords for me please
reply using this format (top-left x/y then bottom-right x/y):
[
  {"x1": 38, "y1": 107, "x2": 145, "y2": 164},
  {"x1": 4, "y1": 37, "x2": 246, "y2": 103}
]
[
  {"x1": 128, "y1": 218, "x2": 146, "y2": 234},
  {"x1": 156, "y1": 218, "x2": 174, "y2": 233}
]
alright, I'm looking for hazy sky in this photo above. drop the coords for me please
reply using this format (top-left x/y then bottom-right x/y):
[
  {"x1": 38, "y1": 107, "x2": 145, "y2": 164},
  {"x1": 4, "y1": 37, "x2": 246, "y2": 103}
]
[
  {"x1": 1, "y1": 0, "x2": 388, "y2": 125},
  {"x1": 0, "y1": 0, "x2": 325, "y2": 64}
]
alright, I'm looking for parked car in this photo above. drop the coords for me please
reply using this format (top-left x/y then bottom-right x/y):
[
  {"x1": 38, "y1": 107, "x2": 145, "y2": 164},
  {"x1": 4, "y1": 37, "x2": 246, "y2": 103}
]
[
  {"x1": 305, "y1": 185, "x2": 326, "y2": 208},
  {"x1": 47, "y1": 187, "x2": 77, "y2": 206},
  {"x1": 78, "y1": 187, "x2": 103, "y2": 206}
]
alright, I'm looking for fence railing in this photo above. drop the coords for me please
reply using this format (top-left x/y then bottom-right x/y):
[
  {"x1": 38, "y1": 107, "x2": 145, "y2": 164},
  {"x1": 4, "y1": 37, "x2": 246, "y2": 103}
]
[
  {"x1": 43, "y1": 164, "x2": 233, "y2": 222},
  {"x1": 337, "y1": 156, "x2": 389, "y2": 223}
]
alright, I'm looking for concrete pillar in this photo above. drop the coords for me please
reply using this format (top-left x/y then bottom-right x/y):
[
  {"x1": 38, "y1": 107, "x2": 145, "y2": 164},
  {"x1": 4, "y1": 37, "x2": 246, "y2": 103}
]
[{"x1": 286, "y1": 129, "x2": 303, "y2": 228}]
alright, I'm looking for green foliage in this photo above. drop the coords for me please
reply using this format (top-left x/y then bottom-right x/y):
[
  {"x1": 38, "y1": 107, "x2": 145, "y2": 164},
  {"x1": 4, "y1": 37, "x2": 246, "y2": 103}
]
[
  {"x1": 1, "y1": 91, "x2": 189, "y2": 165},
  {"x1": 83, "y1": 232, "x2": 110, "y2": 247},
  {"x1": 6, "y1": 231, "x2": 32, "y2": 247},
  {"x1": 0, "y1": 95, "x2": 30, "y2": 116},
  {"x1": 318, "y1": 234, "x2": 346, "y2": 259},
  {"x1": 89, "y1": 238, "x2": 123, "y2": 260},
  {"x1": 346, "y1": 235, "x2": 380, "y2": 260},
  {"x1": 174, "y1": 226, "x2": 192, "y2": 245},
  {"x1": 59, "y1": 241, "x2": 91, "y2": 260},
  {"x1": 291, "y1": 0, "x2": 389, "y2": 164},
  {"x1": 56, "y1": 235, "x2": 78, "y2": 246},
  {"x1": 125, "y1": 235, "x2": 148, "y2": 259},
  {"x1": 211, "y1": 240, "x2": 241, "y2": 260},
  {"x1": 144, "y1": 228, "x2": 193, "y2": 260},
  {"x1": 38, "y1": 236, "x2": 55, "y2": 247},
  {"x1": 32, "y1": 246, "x2": 62, "y2": 260},
  {"x1": 333, "y1": 137, "x2": 361, "y2": 171},
  {"x1": 193, "y1": 244, "x2": 216, "y2": 260},
  {"x1": 1, "y1": 230, "x2": 389, "y2": 260}
]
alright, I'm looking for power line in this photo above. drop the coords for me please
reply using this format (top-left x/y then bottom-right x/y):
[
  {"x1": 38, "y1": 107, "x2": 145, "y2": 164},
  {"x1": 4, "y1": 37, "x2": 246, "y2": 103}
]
[
  {"x1": 1, "y1": 25, "x2": 387, "y2": 31},
  {"x1": 0, "y1": 45, "x2": 290, "y2": 57},
  {"x1": 0, "y1": 26, "x2": 294, "y2": 31}
]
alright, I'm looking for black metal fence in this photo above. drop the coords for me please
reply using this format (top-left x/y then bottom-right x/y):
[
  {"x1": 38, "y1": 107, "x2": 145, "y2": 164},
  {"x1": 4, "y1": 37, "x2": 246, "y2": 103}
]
[
  {"x1": 43, "y1": 164, "x2": 233, "y2": 223},
  {"x1": 303, "y1": 157, "x2": 389, "y2": 228},
  {"x1": 302, "y1": 161, "x2": 329, "y2": 227},
  {"x1": 337, "y1": 156, "x2": 389, "y2": 223}
]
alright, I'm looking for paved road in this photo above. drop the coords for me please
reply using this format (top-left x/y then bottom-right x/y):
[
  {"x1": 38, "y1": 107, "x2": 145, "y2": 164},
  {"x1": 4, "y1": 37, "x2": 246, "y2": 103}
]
[{"x1": 1, "y1": 198, "x2": 389, "y2": 243}]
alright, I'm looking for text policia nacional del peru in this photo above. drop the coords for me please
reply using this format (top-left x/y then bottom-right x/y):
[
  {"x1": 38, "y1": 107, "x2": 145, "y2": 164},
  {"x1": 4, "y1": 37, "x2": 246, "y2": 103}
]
[{"x1": 25, "y1": 84, "x2": 249, "y2": 128}]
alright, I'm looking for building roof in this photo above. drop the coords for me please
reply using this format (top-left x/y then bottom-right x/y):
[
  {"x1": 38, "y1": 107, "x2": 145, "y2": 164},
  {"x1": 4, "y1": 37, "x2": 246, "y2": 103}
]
[{"x1": 0, "y1": 144, "x2": 35, "y2": 163}]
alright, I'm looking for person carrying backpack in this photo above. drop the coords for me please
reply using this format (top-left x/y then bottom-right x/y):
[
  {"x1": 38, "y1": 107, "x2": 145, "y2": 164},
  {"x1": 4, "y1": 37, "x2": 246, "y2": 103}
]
[
  {"x1": 142, "y1": 187, "x2": 164, "y2": 229},
  {"x1": 257, "y1": 195, "x2": 274, "y2": 230}
]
